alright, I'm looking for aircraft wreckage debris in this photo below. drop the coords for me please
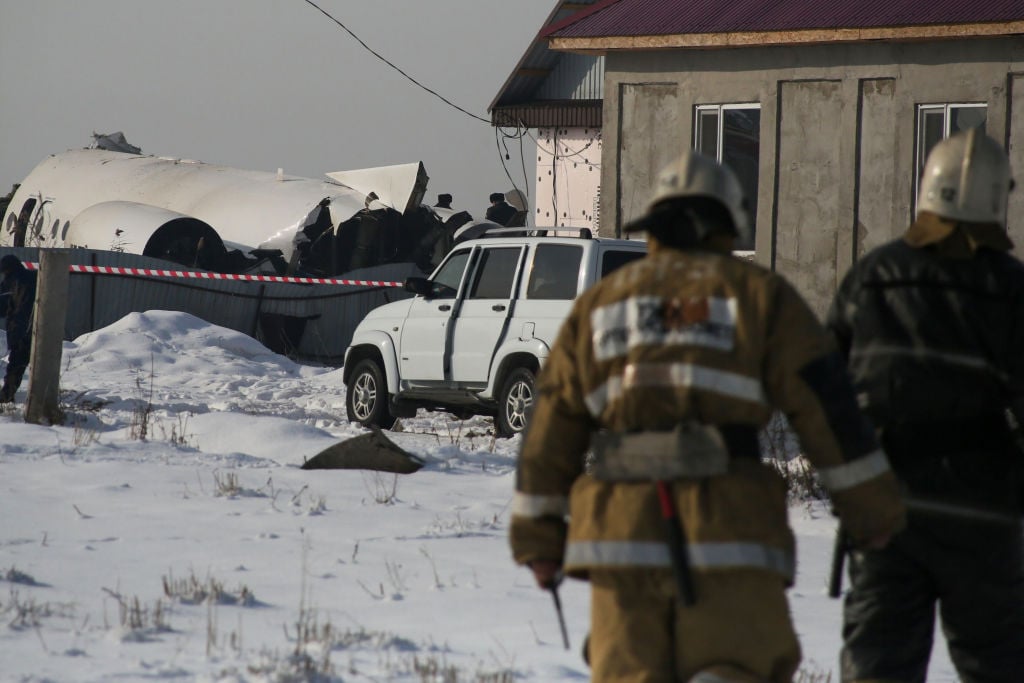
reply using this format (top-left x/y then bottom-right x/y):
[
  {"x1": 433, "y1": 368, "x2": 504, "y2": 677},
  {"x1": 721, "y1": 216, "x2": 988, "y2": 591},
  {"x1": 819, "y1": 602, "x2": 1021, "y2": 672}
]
[{"x1": 301, "y1": 429, "x2": 426, "y2": 473}]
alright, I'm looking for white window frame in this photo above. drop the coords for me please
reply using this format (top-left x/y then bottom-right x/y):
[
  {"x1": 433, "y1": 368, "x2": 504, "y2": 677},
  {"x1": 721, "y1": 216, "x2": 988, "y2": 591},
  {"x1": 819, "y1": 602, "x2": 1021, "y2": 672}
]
[
  {"x1": 694, "y1": 103, "x2": 761, "y2": 255},
  {"x1": 914, "y1": 102, "x2": 987, "y2": 213},
  {"x1": 695, "y1": 103, "x2": 761, "y2": 160}
]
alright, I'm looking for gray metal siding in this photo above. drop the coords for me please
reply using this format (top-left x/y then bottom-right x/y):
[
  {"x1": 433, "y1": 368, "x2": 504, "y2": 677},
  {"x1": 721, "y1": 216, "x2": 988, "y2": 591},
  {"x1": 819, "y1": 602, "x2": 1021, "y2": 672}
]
[{"x1": 538, "y1": 55, "x2": 605, "y2": 101}]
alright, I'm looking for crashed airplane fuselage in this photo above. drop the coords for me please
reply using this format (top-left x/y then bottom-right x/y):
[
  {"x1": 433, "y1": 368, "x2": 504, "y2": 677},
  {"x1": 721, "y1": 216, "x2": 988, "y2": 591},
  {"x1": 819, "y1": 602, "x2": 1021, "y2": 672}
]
[{"x1": 1, "y1": 149, "x2": 471, "y2": 275}]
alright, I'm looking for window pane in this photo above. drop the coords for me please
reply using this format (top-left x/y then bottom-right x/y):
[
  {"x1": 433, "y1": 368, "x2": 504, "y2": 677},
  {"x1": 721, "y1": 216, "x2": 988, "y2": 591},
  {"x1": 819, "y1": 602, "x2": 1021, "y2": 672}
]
[
  {"x1": 696, "y1": 109, "x2": 719, "y2": 157},
  {"x1": 429, "y1": 249, "x2": 470, "y2": 299},
  {"x1": 528, "y1": 244, "x2": 583, "y2": 299},
  {"x1": 470, "y1": 247, "x2": 520, "y2": 299},
  {"x1": 918, "y1": 108, "x2": 945, "y2": 178},
  {"x1": 951, "y1": 105, "x2": 986, "y2": 135},
  {"x1": 601, "y1": 250, "x2": 644, "y2": 278},
  {"x1": 722, "y1": 108, "x2": 760, "y2": 251}
]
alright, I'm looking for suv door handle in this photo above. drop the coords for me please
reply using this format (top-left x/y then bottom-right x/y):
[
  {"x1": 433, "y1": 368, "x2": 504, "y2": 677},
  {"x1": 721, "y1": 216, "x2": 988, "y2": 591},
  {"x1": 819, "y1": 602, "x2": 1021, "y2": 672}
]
[
  {"x1": 438, "y1": 304, "x2": 451, "y2": 311},
  {"x1": 492, "y1": 304, "x2": 506, "y2": 312}
]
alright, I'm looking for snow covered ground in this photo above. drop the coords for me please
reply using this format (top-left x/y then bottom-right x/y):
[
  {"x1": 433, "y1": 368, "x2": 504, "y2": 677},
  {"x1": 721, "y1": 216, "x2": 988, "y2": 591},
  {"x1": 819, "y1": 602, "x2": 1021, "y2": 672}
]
[{"x1": 0, "y1": 311, "x2": 956, "y2": 682}]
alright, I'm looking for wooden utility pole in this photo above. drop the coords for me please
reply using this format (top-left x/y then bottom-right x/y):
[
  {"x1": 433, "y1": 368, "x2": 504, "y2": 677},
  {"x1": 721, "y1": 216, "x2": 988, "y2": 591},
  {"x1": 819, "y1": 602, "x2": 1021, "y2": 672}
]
[{"x1": 25, "y1": 249, "x2": 70, "y2": 425}]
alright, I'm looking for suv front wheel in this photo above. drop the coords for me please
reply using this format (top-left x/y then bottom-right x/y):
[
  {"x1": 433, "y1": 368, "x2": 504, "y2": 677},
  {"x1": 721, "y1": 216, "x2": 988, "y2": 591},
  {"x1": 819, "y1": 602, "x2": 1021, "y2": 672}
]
[
  {"x1": 346, "y1": 359, "x2": 396, "y2": 429},
  {"x1": 497, "y1": 367, "x2": 535, "y2": 437}
]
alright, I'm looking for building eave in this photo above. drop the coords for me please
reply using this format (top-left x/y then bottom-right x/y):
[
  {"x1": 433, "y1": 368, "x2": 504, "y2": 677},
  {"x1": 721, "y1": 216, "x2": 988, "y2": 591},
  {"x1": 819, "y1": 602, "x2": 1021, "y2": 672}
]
[
  {"x1": 491, "y1": 100, "x2": 603, "y2": 129},
  {"x1": 549, "y1": 21, "x2": 1024, "y2": 52}
]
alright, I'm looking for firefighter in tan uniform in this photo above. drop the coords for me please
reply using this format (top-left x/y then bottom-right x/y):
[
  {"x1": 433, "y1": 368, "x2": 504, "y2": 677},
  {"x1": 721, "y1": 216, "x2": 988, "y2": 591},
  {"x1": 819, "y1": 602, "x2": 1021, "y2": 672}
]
[{"x1": 510, "y1": 150, "x2": 906, "y2": 683}]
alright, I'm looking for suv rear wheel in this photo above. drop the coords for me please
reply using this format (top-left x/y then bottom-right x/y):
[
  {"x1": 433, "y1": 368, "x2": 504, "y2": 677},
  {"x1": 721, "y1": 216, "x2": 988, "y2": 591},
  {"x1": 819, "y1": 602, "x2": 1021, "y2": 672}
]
[
  {"x1": 346, "y1": 359, "x2": 396, "y2": 429},
  {"x1": 497, "y1": 367, "x2": 535, "y2": 437}
]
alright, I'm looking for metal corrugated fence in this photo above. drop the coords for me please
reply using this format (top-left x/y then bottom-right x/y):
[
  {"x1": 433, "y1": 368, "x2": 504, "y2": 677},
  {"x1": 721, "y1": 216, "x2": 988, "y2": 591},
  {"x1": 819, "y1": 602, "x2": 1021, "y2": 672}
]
[{"x1": 0, "y1": 247, "x2": 419, "y2": 365}]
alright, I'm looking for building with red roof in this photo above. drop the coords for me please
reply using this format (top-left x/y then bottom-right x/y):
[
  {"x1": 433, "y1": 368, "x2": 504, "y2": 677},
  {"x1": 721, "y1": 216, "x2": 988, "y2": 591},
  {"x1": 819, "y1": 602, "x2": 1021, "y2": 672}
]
[{"x1": 491, "y1": 0, "x2": 1024, "y2": 314}]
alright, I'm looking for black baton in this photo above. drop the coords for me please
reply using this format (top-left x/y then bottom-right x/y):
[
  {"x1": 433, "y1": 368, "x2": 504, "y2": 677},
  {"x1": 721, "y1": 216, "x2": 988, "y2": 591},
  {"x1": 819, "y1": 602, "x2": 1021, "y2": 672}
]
[
  {"x1": 548, "y1": 581, "x2": 570, "y2": 650},
  {"x1": 655, "y1": 481, "x2": 696, "y2": 606},
  {"x1": 828, "y1": 525, "x2": 848, "y2": 599}
]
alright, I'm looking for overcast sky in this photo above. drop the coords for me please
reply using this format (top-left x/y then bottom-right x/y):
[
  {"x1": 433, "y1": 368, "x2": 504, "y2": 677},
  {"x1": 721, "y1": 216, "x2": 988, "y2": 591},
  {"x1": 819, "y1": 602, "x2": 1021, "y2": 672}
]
[{"x1": 0, "y1": 0, "x2": 553, "y2": 219}]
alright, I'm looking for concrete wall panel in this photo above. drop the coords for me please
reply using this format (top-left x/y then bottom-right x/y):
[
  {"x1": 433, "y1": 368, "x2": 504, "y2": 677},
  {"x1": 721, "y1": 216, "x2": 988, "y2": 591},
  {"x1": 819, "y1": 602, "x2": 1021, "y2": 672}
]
[
  {"x1": 775, "y1": 80, "x2": 843, "y2": 317},
  {"x1": 617, "y1": 83, "x2": 686, "y2": 228},
  {"x1": 856, "y1": 78, "x2": 903, "y2": 257},
  {"x1": 1008, "y1": 73, "x2": 1024, "y2": 249}
]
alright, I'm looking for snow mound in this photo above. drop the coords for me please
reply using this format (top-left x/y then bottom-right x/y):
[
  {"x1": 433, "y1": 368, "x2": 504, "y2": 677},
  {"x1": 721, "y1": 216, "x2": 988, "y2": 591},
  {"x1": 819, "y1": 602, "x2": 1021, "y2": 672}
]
[
  {"x1": 66, "y1": 310, "x2": 300, "y2": 376},
  {"x1": 187, "y1": 412, "x2": 340, "y2": 466},
  {"x1": 53, "y1": 310, "x2": 349, "y2": 430}
]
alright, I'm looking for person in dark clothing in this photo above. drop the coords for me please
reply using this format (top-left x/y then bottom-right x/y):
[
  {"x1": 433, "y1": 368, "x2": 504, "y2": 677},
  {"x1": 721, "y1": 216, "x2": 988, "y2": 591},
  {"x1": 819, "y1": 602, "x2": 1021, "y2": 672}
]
[
  {"x1": 434, "y1": 193, "x2": 453, "y2": 209},
  {"x1": 827, "y1": 129, "x2": 1024, "y2": 683},
  {"x1": 485, "y1": 192, "x2": 516, "y2": 226},
  {"x1": 0, "y1": 254, "x2": 37, "y2": 403}
]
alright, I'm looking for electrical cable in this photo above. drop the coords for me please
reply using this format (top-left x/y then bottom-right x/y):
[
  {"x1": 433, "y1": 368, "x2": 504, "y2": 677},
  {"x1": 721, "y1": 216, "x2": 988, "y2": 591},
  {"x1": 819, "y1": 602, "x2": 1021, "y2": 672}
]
[
  {"x1": 495, "y1": 126, "x2": 524, "y2": 203},
  {"x1": 533, "y1": 130, "x2": 600, "y2": 166},
  {"x1": 301, "y1": 0, "x2": 541, "y2": 218},
  {"x1": 516, "y1": 123, "x2": 529, "y2": 200},
  {"x1": 300, "y1": 0, "x2": 490, "y2": 124},
  {"x1": 551, "y1": 128, "x2": 559, "y2": 225}
]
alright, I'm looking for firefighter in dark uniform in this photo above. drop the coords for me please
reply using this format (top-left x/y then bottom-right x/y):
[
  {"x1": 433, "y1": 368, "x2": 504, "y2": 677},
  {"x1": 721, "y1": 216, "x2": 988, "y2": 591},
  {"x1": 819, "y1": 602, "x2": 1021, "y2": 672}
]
[
  {"x1": 0, "y1": 254, "x2": 37, "y2": 403},
  {"x1": 828, "y1": 129, "x2": 1024, "y2": 682},
  {"x1": 510, "y1": 150, "x2": 906, "y2": 682}
]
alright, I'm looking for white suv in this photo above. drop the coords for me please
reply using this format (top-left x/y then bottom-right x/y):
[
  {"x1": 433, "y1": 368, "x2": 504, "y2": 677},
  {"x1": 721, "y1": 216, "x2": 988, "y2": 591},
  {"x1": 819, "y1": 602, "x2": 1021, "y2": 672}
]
[{"x1": 343, "y1": 229, "x2": 646, "y2": 436}]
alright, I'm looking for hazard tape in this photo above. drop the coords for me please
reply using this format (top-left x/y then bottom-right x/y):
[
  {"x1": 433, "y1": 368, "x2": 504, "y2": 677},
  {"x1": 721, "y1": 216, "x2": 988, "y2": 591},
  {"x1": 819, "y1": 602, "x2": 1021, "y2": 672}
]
[{"x1": 21, "y1": 262, "x2": 404, "y2": 288}]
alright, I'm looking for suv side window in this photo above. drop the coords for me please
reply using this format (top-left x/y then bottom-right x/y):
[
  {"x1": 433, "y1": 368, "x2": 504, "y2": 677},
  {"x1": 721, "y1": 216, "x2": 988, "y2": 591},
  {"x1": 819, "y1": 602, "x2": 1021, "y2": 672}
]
[
  {"x1": 430, "y1": 249, "x2": 471, "y2": 298},
  {"x1": 527, "y1": 244, "x2": 583, "y2": 299},
  {"x1": 601, "y1": 249, "x2": 645, "y2": 278},
  {"x1": 469, "y1": 247, "x2": 521, "y2": 299}
]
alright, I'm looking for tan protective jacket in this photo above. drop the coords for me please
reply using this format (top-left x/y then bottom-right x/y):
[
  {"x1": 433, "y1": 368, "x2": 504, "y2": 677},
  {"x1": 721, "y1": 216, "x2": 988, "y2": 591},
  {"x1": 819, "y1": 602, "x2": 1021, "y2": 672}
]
[{"x1": 510, "y1": 244, "x2": 905, "y2": 584}]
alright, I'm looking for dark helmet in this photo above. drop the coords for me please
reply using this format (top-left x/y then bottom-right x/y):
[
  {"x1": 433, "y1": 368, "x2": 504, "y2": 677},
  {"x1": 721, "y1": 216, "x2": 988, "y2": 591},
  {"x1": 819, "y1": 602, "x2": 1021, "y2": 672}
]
[
  {"x1": 0, "y1": 254, "x2": 22, "y2": 274},
  {"x1": 489, "y1": 192, "x2": 505, "y2": 203}
]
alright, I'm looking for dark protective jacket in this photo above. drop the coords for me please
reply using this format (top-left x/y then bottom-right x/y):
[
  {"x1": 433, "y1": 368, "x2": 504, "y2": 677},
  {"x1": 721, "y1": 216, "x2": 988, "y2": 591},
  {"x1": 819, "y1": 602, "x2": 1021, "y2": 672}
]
[
  {"x1": 485, "y1": 201, "x2": 517, "y2": 226},
  {"x1": 830, "y1": 214, "x2": 1024, "y2": 683},
  {"x1": 827, "y1": 213, "x2": 1024, "y2": 507},
  {"x1": 1, "y1": 261, "x2": 37, "y2": 342},
  {"x1": 511, "y1": 241, "x2": 906, "y2": 584}
]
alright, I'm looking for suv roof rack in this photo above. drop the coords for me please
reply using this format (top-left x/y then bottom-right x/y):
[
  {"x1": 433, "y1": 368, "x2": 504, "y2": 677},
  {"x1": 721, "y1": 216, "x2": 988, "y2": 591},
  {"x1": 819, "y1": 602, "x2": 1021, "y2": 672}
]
[{"x1": 480, "y1": 227, "x2": 593, "y2": 240}]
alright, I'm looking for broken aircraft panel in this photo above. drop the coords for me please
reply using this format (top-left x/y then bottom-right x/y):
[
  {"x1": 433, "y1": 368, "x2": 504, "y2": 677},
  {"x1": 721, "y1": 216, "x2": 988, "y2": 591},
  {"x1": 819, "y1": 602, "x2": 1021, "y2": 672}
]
[{"x1": 1, "y1": 149, "x2": 472, "y2": 275}]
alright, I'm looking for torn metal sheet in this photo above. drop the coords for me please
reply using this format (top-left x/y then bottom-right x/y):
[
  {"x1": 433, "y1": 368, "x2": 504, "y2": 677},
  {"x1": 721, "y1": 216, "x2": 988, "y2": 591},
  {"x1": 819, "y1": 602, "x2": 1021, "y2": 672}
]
[{"x1": 326, "y1": 162, "x2": 429, "y2": 215}]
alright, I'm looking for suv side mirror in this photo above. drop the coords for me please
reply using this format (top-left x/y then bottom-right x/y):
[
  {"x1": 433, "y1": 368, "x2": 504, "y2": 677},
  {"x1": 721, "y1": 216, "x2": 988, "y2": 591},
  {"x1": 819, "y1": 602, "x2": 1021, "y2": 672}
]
[{"x1": 405, "y1": 276, "x2": 432, "y2": 298}]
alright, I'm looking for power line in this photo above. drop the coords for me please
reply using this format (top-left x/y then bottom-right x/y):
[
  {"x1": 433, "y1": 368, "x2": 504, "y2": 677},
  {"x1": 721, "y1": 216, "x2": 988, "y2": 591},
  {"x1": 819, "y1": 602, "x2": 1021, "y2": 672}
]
[{"x1": 300, "y1": 0, "x2": 490, "y2": 124}]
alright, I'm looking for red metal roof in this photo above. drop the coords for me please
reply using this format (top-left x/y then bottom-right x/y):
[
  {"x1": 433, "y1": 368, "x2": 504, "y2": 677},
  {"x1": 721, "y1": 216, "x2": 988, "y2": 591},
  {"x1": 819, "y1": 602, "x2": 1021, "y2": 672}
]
[{"x1": 544, "y1": 0, "x2": 1024, "y2": 38}]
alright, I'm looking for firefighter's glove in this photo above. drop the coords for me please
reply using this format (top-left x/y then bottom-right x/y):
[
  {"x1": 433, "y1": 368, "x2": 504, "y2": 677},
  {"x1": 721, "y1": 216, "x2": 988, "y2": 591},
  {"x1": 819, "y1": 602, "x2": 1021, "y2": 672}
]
[{"x1": 528, "y1": 560, "x2": 563, "y2": 590}]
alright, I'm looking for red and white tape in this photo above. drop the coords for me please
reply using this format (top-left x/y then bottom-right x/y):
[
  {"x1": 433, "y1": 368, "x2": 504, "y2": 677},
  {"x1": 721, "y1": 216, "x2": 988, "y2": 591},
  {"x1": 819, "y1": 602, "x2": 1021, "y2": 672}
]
[{"x1": 22, "y1": 262, "x2": 403, "y2": 288}]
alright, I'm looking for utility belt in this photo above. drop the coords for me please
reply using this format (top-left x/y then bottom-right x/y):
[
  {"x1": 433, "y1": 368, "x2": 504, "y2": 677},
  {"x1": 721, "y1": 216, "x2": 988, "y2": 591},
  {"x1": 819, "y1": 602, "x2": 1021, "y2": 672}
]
[{"x1": 589, "y1": 422, "x2": 759, "y2": 482}]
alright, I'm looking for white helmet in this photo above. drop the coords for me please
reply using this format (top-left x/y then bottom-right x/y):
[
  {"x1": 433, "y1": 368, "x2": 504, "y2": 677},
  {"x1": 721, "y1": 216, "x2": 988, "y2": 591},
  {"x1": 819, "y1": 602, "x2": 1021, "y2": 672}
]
[
  {"x1": 918, "y1": 128, "x2": 1013, "y2": 226},
  {"x1": 634, "y1": 149, "x2": 751, "y2": 243}
]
